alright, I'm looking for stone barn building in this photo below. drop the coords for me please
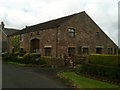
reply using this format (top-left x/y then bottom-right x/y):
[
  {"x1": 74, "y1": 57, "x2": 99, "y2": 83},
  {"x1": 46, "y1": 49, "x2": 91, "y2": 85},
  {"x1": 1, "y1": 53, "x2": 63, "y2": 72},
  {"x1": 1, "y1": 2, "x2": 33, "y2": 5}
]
[{"x1": 9, "y1": 11, "x2": 118, "y2": 58}]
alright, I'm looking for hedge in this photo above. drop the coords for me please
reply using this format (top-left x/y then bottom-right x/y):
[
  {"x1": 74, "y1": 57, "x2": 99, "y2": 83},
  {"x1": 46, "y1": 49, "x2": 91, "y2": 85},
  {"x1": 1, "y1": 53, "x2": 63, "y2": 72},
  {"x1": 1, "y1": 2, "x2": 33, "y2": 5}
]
[
  {"x1": 3, "y1": 53, "x2": 46, "y2": 65},
  {"x1": 41, "y1": 56, "x2": 65, "y2": 67},
  {"x1": 89, "y1": 54, "x2": 120, "y2": 67},
  {"x1": 79, "y1": 63, "x2": 120, "y2": 82},
  {"x1": 73, "y1": 55, "x2": 87, "y2": 64}
]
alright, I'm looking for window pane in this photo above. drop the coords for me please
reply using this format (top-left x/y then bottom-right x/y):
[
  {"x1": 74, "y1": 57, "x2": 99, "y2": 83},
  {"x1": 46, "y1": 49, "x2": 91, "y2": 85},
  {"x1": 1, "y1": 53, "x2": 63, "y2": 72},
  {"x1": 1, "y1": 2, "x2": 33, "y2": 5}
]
[
  {"x1": 108, "y1": 48, "x2": 113, "y2": 54},
  {"x1": 96, "y1": 48, "x2": 102, "y2": 54},
  {"x1": 68, "y1": 28, "x2": 75, "y2": 37},
  {"x1": 45, "y1": 48, "x2": 52, "y2": 56},
  {"x1": 83, "y1": 48, "x2": 89, "y2": 54},
  {"x1": 68, "y1": 47, "x2": 75, "y2": 56}
]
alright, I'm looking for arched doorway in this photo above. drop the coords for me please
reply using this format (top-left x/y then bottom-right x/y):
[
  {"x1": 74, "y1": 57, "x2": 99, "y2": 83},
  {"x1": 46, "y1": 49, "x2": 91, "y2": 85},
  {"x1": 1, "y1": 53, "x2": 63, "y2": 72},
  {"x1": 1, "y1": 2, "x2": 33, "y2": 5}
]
[{"x1": 30, "y1": 39, "x2": 40, "y2": 53}]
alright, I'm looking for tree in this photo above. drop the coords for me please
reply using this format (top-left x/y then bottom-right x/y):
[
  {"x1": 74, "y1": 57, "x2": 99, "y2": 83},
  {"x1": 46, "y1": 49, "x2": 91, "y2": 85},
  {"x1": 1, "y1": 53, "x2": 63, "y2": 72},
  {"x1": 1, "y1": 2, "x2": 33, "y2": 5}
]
[{"x1": 11, "y1": 35, "x2": 20, "y2": 52}]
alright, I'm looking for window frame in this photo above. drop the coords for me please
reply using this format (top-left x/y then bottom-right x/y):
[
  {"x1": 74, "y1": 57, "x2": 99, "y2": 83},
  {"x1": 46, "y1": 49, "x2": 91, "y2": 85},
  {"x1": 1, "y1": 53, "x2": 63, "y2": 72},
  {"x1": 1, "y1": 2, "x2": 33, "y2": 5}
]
[
  {"x1": 96, "y1": 32, "x2": 100, "y2": 39},
  {"x1": 82, "y1": 46, "x2": 89, "y2": 55},
  {"x1": 30, "y1": 32, "x2": 33, "y2": 36},
  {"x1": 68, "y1": 47, "x2": 75, "y2": 56},
  {"x1": 44, "y1": 47, "x2": 52, "y2": 56},
  {"x1": 68, "y1": 28, "x2": 76, "y2": 38},
  {"x1": 20, "y1": 34, "x2": 23, "y2": 41}
]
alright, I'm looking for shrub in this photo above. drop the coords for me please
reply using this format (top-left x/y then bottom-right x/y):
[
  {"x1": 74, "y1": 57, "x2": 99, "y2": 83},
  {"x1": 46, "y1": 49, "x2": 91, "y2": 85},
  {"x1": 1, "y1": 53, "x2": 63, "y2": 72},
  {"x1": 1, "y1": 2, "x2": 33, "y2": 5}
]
[
  {"x1": 23, "y1": 53, "x2": 46, "y2": 65},
  {"x1": 79, "y1": 63, "x2": 120, "y2": 82},
  {"x1": 3, "y1": 53, "x2": 24, "y2": 63},
  {"x1": 40, "y1": 56, "x2": 52, "y2": 66},
  {"x1": 40, "y1": 56, "x2": 64, "y2": 67},
  {"x1": 23, "y1": 53, "x2": 30, "y2": 60},
  {"x1": 89, "y1": 54, "x2": 119, "y2": 67},
  {"x1": 30, "y1": 53, "x2": 41, "y2": 60},
  {"x1": 19, "y1": 51, "x2": 26, "y2": 57},
  {"x1": 3, "y1": 53, "x2": 46, "y2": 65},
  {"x1": 74, "y1": 55, "x2": 87, "y2": 64}
]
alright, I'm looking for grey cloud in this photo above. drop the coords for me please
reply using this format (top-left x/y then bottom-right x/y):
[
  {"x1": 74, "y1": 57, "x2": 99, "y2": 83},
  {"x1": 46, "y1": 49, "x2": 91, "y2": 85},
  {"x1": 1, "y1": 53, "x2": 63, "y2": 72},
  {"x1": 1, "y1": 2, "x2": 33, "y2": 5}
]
[{"x1": 0, "y1": 0, "x2": 119, "y2": 46}]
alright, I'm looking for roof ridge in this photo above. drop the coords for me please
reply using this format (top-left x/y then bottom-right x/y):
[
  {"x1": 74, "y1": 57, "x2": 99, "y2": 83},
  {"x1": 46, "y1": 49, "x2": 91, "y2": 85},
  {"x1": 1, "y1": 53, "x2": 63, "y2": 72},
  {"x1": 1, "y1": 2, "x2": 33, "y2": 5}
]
[
  {"x1": 12, "y1": 11, "x2": 85, "y2": 35},
  {"x1": 26, "y1": 11, "x2": 85, "y2": 28}
]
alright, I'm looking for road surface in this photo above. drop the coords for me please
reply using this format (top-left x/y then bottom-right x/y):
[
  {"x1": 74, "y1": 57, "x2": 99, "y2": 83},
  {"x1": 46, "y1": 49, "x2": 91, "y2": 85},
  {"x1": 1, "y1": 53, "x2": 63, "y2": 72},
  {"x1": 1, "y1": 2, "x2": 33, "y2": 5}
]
[{"x1": 2, "y1": 62, "x2": 73, "y2": 89}]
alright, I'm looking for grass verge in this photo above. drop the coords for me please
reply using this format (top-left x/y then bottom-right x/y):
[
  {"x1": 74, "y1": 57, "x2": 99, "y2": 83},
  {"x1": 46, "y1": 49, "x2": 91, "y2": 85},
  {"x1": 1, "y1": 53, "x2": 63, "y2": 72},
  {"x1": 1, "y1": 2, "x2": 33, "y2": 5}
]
[
  {"x1": 57, "y1": 71, "x2": 120, "y2": 89},
  {"x1": 7, "y1": 62, "x2": 26, "y2": 66}
]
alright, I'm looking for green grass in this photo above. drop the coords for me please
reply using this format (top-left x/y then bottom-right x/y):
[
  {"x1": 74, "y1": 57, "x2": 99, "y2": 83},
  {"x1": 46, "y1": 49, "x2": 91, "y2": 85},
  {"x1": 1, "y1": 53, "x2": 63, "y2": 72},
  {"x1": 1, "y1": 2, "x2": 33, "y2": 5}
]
[
  {"x1": 58, "y1": 71, "x2": 120, "y2": 89},
  {"x1": 7, "y1": 61, "x2": 26, "y2": 66}
]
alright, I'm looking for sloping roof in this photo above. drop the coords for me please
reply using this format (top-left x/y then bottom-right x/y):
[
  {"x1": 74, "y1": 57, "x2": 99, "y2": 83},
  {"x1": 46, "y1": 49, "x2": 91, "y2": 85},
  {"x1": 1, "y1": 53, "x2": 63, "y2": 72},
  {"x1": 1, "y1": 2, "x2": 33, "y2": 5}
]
[
  {"x1": 13, "y1": 11, "x2": 85, "y2": 35},
  {"x1": 3, "y1": 28, "x2": 19, "y2": 36}
]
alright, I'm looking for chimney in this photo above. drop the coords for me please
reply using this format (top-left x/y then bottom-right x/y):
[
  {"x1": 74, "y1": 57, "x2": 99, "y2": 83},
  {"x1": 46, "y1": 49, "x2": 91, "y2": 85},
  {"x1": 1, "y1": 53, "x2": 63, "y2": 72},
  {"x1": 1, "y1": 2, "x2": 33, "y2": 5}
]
[{"x1": 1, "y1": 22, "x2": 4, "y2": 29}]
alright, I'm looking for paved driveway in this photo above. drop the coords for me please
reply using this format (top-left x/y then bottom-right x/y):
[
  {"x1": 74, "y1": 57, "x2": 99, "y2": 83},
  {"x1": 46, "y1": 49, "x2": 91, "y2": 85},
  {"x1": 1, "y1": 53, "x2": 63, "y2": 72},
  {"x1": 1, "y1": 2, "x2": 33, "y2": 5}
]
[{"x1": 2, "y1": 62, "x2": 73, "y2": 89}]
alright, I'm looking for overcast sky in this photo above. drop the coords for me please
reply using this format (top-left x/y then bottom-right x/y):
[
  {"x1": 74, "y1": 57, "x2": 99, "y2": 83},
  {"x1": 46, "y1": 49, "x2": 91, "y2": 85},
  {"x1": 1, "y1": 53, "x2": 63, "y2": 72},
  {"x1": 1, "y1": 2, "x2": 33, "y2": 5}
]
[{"x1": 0, "y1": 0, "x2": 119, "y2": 46}]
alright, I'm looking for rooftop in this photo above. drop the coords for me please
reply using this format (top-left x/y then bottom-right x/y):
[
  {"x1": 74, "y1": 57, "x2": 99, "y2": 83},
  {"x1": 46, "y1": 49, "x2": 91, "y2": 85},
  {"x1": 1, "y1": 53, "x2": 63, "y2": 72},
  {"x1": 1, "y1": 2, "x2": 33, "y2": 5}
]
[{"x1": 12, "y1": 11, "x2": 86, "y2": 35}]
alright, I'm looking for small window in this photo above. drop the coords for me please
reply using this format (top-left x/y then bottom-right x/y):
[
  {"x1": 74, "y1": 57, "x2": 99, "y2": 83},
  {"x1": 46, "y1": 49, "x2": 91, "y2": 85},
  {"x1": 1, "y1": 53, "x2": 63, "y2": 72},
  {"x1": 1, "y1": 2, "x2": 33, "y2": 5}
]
[
  {"x1": 44, "y1": 47, "x2": 52, "y2": 56},
  {"x1": 96, "y1": 32, "x2": 100, "y2": 39},
  {"x1": 68, "y1": 28, "x2": 75, "y2": 37},
  {"x1": 96, "y1": 48, "x2": 102, "y2": 54},
  {"x1": 30, "y1": 32, "x2": 33, "y2": 36},
  {"x1": 108, "y1": 48, "x2": 113, "y2": 54},
  {"x1": 83, "y1": 47, "x2": 89, "y2": 54},
  {"x1": 37, "y1": 31, "x2": 40, "y2": 35},
  {"x1": 68, "y1": 47, "x2": 75, "y2": 56},
  {"x1": 20, "y1": 34, "x2": 23, "y2": 41}
]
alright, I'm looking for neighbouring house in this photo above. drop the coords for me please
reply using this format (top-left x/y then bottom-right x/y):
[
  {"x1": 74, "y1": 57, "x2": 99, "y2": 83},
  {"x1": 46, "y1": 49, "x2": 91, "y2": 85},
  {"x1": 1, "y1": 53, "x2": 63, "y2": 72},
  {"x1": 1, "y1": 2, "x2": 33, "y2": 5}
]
[
  {"x1": 1, "y1": 22, "x2": 19, "y2": 53},
  {"x1": 8, "y1": 11, "x2": 118, "y2": 58}
]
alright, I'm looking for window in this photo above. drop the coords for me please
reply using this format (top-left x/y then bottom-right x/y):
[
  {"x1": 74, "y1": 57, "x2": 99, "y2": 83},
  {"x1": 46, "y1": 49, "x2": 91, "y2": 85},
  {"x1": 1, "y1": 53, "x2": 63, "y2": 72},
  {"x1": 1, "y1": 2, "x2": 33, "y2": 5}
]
[
  {"x1": 37, "y1": 31, "x2": 40, "y2": 35},
  {"x1": 31, "y1": 39, "x2": 40, "y2": 53},
  {"x1": 96, "y1": 48, "x2": 102, "y2": 54},
  {"x1": 83, "y1": 47, "x2": 89, "y2": 54},
  {"x1": 30, "y1": 32, "x2": 33, "y2": 36},
  {"x1": 19, "y1": 48, "x2": 24, "y2": 52},
  {"x1": 68, "y1": 47, "x2": 75, "y2": 56},
  {"x1": 44, "y1": 47, "x2": 52, "y2": 56},
  {"x1": 96, "y1": 32, "x2": 100, "y2": 39},
  {"x1": 68, "y1": 28, "x2": 75, "y2": 37},
  {"x1": 108, "y1": 48, "x2": 113, "y2": 54},
  {"x1": 20, "y1": 34, "x2": 23, "y2": 41}
]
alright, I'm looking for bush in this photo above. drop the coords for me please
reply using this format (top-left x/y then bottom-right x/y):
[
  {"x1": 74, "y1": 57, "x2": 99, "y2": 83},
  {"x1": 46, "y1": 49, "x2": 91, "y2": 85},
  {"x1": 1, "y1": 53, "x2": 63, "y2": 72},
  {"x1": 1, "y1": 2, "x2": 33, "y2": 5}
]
[
  {"x1": 30, "y1": 53, "x2": 41, "y2": 59},
  {"x1": 40, "y1": 56, "x2": 65, "y2": 67},
  {"x1": 3, "y1": 53, "x2": 46, "y2": 65},
  {"x1": 79, "y1": 63, "x2": 120, "y2": 82},
  {"x1": 74, "y1": 55, "x2": 87, "y2": 64},
  {"x1": 23, "y1": 53, "x2": 46, "y2": 65},
  {"x1": 3, "y1": 53, "x2": 24, "y2": 63},
  {"x1": 89, "y1": 54, "x2": 119, "y2": 67},
  {"x1": 19, "y1": 51, "x2": 26, "y2": 57}
]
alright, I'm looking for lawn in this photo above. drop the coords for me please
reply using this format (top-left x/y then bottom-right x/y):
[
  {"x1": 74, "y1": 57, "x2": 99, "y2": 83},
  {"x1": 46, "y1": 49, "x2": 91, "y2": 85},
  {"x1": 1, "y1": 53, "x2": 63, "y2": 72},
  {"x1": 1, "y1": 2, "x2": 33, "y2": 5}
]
[
  {"x1": 57, "y1": 71, "x2": 120, "y2": 89},
  {"x1": 7, "y1": 61, "x2": 26, "y2": 66}
]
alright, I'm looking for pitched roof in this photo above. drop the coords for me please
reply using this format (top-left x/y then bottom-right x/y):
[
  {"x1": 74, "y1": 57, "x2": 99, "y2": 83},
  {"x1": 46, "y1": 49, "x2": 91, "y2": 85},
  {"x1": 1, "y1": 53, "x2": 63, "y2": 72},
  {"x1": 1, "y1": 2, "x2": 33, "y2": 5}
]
[
  {"x1": 3, "y1": 28, "x2": 19, "y2": 36},
  {"x1": 13, "y1": 11, "x2": 85, "y2": 35}
]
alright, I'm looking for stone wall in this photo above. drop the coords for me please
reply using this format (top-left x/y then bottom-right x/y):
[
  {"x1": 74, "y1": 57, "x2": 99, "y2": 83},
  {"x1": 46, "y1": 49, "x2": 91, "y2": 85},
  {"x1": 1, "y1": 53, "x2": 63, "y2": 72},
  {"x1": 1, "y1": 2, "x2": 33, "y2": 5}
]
[{"x1": 8, "y1": 12, "x2": 118, "y2": 57}]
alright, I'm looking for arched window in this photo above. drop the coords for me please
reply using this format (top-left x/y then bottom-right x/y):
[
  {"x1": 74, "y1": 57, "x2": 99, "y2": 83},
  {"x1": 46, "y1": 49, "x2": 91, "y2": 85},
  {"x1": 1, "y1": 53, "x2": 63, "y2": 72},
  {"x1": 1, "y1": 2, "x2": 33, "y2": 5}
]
[{"x1": 30, "y1": 39, "x2": 40, "y2": 53}]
